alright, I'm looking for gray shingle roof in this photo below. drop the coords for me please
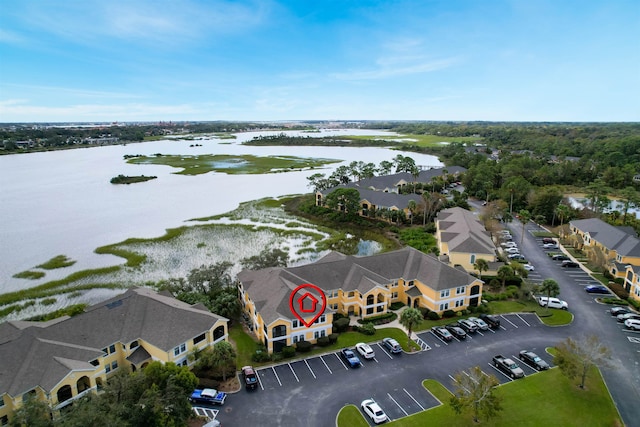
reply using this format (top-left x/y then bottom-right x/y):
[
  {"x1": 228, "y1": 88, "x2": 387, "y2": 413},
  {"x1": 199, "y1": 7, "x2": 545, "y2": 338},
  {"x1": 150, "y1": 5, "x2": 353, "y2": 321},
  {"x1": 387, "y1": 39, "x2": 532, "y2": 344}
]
[
  {"x1": 437, "y1": 207, "x2": 495, "y2": 256},
  {"x1": 0, "y1": 287, "x2": 227, "y2": 398},
  {"x1": 570, "y1": 218, "x2": 640, "y2": 257},
  {"x1": 239, "y1": 246, "x2": 478, "y2": 325}
]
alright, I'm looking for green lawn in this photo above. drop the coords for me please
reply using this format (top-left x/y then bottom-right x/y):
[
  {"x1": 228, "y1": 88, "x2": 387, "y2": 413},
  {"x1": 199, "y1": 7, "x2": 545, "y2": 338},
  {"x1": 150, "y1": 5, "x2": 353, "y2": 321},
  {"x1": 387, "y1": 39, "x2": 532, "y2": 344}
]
[
  {"x1": 336, "y1": 405, "x2": 369, "y2": 427},
  {"x1": 229, "y1": 323, "x2": 261, "y2": 368},
  {"x1": 339, "y1": 368, "x2": 622, "y2": 427}
]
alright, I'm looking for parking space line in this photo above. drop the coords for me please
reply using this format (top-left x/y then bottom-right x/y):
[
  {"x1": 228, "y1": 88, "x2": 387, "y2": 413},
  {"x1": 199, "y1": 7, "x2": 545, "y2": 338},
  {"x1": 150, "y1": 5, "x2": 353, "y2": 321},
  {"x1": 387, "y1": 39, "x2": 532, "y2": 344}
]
[
  {"x1": 304, "y1": 359, "x2": 316, "y2": 379},
  {"x1": 288, "y1": 363, "x2": 300, "y2": 382},
  {"x1": 403, "y1": 388, "x2": 425, "y2": 411},
  {"x1": 319, "y1": 355, "x2": 333, "y2": 374},
  {"x1": 462, "y1": 370, "x2": 479, "y2": 384},
  {"x1": 516, "y1": 314, "x2": 530, "y2": 327},
  {"x1": 271, "y1": 366, "x2": 282, "y2": 386},
  {"x1": 334, "y1": 353, "x2": 349, "y2": 370},
  {"x1": 256, "y1": 371, "x2": 264, "y2": 391},
  {"x1": 430, "y1": 331, "x2": 449, "y2": 345},
  {"x1": 476, "y1": 330, "x2": 484, "y2": 336},
  {"x1": 372, "y1": 357, "x2": 379, "y2": 363},
  {"x1": 377, "y1": 343, "x2": 394, "y2": 359},
  {"x1": 500, "y1": 315, "x2": 518, "y2": 328},
  {"x1": 449, "y1": 374, "x2": 470, "y2": 393},
  {"x1": 387, "y1": 393, "x2": 409, "y2": 416}
]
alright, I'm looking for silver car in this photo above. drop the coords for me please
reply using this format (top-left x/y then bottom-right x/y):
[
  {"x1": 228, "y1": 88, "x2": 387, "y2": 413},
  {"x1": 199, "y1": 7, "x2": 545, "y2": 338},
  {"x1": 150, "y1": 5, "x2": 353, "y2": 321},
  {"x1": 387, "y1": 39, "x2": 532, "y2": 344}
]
[{"x1": 468, "y1": 316, "x2": 489, "y2": 331}]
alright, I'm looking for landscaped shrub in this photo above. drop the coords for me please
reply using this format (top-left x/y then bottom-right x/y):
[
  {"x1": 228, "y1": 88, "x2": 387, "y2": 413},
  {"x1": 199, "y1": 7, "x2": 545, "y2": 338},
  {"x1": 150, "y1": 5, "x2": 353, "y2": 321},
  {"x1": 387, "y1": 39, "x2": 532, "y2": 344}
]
[
  {"x1": 600, "y1": 297, "x2": 628, "y2": 305},
  {"x1": 296, "y1": 340, "x2": 312, "y2": 352},
  {"x1": 251, "y1": 349, "x2": 271, "y2": 363},
  {"x1": 281, "y1": 346, "x2": 296, "y2": 358},
  {"x1": 628, "y1": 298, "x2": 640, "y2": 310},
  {"x1": 609, "y1": 282, "x2": 629, "y2": 300},
  {"x1": 333, "y1": 313, "x2": 346, "y2": 320},
  {"x1": 427, "y1": 311, "x2": 440, "y2": 320},
  {"x1": 333, "y1": 317, "x2": 350, "y2": 332},
  {"x1": 390, "y1": 301, "x2": 405, "y2": 310},
  {"x1": 316, "y1": 336, "x2": 330, "y2": 347},
  {"x1": 358, "y1": 312, "x2": 397, "y2": 325},
  {"x1": 443, "y1": 309, "x2": 456, "y2": 318},
  {"x1": 328, "y1": 333, "x2": 339, "y2": 344},
  {"x1": 359, "y1": 322, "x2": 376, "y2": 335},
  {"x1": 418, "y1": 307, "x2": 430, "y2": 318}
]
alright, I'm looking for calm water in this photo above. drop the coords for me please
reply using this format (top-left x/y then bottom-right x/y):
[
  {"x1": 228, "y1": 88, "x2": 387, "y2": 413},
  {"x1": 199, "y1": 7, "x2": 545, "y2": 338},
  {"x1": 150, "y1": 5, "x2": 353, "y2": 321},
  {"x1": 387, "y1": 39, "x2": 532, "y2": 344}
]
[{"x1": 0, "y1": 130, "x2": 442, "y2": 293}]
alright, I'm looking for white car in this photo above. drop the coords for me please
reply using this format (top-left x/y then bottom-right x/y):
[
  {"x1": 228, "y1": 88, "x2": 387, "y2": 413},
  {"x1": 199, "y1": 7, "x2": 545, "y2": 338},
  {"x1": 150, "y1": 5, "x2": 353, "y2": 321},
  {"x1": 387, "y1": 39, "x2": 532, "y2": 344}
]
[
  {"x1": 361, "y1": 399, "x2": 388, "y2": 424},
  {"x1": 467, "y1": 316, "x2": 489, "y2": 331},
  {"x1": 624, "y1": 319, "x2": 640, "y2": 331},
  {"x1": 538, "y1": 296, "x2": 568, "y2": 310},
  {"x1": 543, "y1": 243, "x2": 558, "y2": 249},
  {"x1": 505, "y1": 247, "x2": 520, "y2": 254},
  {"x1": 355, "y1": 342, "x2": 375, "y2": 359},
  {"x1": 501, "y1": 241, "x2": 517, "y2": 248},
  {"x1": 523, "y1": 264, "x2": 535, "y2": 271}
]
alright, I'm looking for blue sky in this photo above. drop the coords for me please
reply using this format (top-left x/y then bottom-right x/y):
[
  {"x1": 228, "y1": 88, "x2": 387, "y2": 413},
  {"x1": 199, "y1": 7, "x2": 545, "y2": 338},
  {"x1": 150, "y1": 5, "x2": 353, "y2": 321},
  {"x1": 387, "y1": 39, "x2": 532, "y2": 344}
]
[{"x1": 0, "y1": 0, "x2": 638, "y2": 122}]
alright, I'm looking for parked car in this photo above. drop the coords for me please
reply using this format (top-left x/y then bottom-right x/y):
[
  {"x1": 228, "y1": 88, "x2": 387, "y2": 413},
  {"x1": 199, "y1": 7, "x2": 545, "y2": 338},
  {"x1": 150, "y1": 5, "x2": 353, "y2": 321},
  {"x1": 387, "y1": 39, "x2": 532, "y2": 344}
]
[
  {"x1": 537, "y1": 296, "x2": 569, "y2": 310},
  {"x1": 519, "y1": 350, "x2": 549, "y2": 370},
  {"x1": 611, "y1": 306, "x2": 632, "y2": 316},
  {"x1": 523, "y1": 264, "x2": 535, "y2": 271},
  {"x1": 508, "y1": 254, "x2": 526, "y2": 260},
  {"x1": 341, "y1": 348, "x2": 362, "y2": 367},
  {"x1": 189, "y1": 388, "x2": 227, "y2": 405},
  {"x1": 584, "y1": 284, "x2": 610, "y2": 294},
  {"x1": 468, "y1": 316, "x2": 489, "y2": 331},
  {"x1": 561, "y1": 260, "x2": 579, "y2": 268},
  {"x1": 361, "y1": 399, "x2": 388, "y2": 424},
  {"x1": 241, "y1": 365, "x2": 259, "y2": 390},
  {"x1": 432, "y1": 326, "x2": 453, "y2": 342},
  {"x1": 624, "y1": 319, "x2": 640, "y2": 331},
  {"x1": 542, "y1": 237, "x2": 556, "y2": 244},
  {"x1": 479, "y1": 313, "x2": 501, "y2": 329},
  {"x1": 493, "y1": 355, "x2": 524, "y2": 379},
  {"x1": 543, "y1": 243, "x2": 558, "y2": 249},
  {"x1": 505, "y1": 247, "x2": 520, "y2": 254},
  {"x1": 457, "y1": 319, "x2": 478, "y2": 334},
  {"x1": 501, "y1": 241, "x2": 517, "y2": 248},
  {"x1": 355, "y1": 342, "x2": 375, "y2": 359},
  {"x1": 382, "y1": 337, "x2": 402, "y2": 354},
  {"x1": 445, "y1": 324, "x2": 467, "y2": 340},
  {"x1": 551, "y1": 254, "x2": 569, "y2": 261},
  {"x1": 617, "y1": 313, "x2": 640, "y2": 323}
]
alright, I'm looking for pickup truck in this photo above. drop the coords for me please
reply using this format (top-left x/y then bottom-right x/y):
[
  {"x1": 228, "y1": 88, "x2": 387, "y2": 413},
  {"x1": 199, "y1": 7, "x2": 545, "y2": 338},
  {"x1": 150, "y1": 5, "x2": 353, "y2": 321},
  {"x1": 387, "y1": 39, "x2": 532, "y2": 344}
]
[
  {"x1": 492, "y1": 355, "x2": 524, "y2": 379},
  {"x1": 189, "y1": 388, "x2": 227, "y2": 405}
]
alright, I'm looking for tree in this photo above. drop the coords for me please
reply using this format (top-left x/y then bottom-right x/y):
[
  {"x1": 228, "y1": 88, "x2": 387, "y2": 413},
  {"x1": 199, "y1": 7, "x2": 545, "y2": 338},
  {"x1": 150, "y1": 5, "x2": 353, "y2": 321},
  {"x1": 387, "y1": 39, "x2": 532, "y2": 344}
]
[
  {"x1": 209, "y1": 287, "x2": 241, "y2": 319},
  {"x1": 473, "y1": 259, "x2": 489, "y2": 281},
  {"x1": 538, "y1": 278, "x2": 560, "y2": 302},
  {"x1": 209, "y1": 341, "x2": 237, "y2": 382},
  {"x1": 187, "y1": 261, "x2": 235, "y2": 295},
  {"x1": 554, "y1": 335, "x2": 612, "y2": 389},
  {"x1": 555, "y1": 204, "x2": 572, "y2": 227},
  {"x1": 399, "y1": 307, "x2": 423, "y2": 342},
  {"x1": 8, "y1": 397, "x2": 53, "y2": 427},
  {"x1": 407, "y1": 200, "x2": 417, "y2": 225},
  {"x1": 306, "y1": 173, "x2": 326, "y2": 192},
  {"x1": 241, "y1": 247, "x2": 289, "y2": 270},
  {"x1": 449, "y1": 366, "x2": 503, "y2": 423},
  {"x1": 496, "y1": 265, "x2": 513, "y2": 291},
  {"x1": 619, "y1": 186, "x2": 640, "y2": 224},
  {"x1": 585, "y1": 179, "x2": 611, "y2": 214},
  {"x1": 378, "y1": 160, "x2": 393, "y2": 175},
  {"x1": 518, "y1": 209, "x2": 531, "y2": 244},
  {"x1": 510, "y1": 261, "x2": 527, "y2": 279},
  {"x1": 393, "y1": 154, "x2": 417, "y2": 173},
  {"x1": 324, "y1": 188, "x2": 361, "y2": 216}
]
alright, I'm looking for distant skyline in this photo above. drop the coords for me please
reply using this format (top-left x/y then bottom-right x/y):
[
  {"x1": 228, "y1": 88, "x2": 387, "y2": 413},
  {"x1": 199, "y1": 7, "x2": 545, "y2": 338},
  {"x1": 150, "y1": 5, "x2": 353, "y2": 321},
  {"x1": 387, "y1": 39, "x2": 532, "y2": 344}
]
[{"x1": 1, "y1": 0, "x2": 639, "y2": 123}]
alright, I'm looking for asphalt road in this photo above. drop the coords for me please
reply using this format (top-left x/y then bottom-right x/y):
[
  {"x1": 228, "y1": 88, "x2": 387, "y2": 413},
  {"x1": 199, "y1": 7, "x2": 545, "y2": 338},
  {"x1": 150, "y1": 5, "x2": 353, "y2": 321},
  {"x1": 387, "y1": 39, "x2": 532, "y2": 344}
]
[{"x1": 208, "y1": 211, "x2": 640, "y2": 427}]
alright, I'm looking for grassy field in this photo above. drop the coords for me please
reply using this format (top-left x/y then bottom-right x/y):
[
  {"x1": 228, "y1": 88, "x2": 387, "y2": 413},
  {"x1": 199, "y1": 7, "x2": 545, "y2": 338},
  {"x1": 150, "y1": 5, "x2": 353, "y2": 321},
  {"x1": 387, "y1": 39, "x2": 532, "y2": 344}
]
[
  {"x1": 36, "y1": 255, "x2": 76, "y2": 270},
  {"x1": 126, "y1": 153, "x2": 340, "y2": 175},
  {"x1": 345, "y1": 134, "x2": 479, "y2": 147},
  {"x1": 339, "y1": 367, "x2": 622, "y2": 427},
  {"x1": 336, "y1": 405, "x2": 370, "y2": 427}
]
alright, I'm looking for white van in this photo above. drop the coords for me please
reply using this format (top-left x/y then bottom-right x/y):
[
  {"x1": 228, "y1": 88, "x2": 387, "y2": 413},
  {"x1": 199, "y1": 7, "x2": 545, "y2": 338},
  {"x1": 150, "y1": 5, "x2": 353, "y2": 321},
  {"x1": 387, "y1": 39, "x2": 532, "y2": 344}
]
[{"x1": 537, "y1": 296, "x2": 568, "y2": 310}]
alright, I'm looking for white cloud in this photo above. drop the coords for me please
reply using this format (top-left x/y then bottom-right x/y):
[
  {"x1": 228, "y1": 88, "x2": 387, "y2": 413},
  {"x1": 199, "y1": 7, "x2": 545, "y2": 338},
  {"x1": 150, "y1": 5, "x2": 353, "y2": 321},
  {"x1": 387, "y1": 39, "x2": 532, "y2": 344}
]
[{"x1": 331, "y1": 57, "x2": 460, "y2": 81}]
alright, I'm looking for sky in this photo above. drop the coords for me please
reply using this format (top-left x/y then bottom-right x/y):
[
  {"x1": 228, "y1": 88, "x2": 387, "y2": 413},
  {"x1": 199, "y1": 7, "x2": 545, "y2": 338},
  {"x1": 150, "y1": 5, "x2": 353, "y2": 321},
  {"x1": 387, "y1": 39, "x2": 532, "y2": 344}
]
[{"x1": 0, "y1": 0, "x2": 638, "y2": 123}]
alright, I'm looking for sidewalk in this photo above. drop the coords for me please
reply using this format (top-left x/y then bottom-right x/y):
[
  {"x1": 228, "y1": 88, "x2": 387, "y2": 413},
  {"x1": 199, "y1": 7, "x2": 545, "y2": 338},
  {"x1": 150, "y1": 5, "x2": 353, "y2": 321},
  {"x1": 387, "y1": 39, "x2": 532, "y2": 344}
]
[{"x1": 348, "y1": 306, "x2": 418, "y2": 340}]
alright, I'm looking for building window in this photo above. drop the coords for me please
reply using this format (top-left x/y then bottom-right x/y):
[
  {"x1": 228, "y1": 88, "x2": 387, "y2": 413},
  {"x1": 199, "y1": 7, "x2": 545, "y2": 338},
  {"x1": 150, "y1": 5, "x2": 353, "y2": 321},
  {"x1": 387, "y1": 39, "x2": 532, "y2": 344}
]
[
  {"x1": 130, "y1": 341, "x2": 139, "y2": 350},
  {"x1": 348, "y1": 291, "x2": 355, "y2": 297},
  {"x1": 320, "y1": 330, "x2": 326, "y2": 337},
  {"x1": 439, "y1": 303, "x2": 449, "y2": 311},
  {"x1": 456, "y1": 286, "x2": 466, "y2": 295},
  {"x1": 105, "y1": 365, "x2": 111, "y2": 373},
  {"x1": 293, "y1": 335, "x2": 298, "y2": 343},
  {"x1": 292, "y1": 319, "x2": 299, "y2": 328},
  {"x1": 173, "y1": 343, "x2": 187, "y2": 356},
  {"x1": 90, "y1": 359, "x2": 99, "y2": 367},
  {"x1": 193, "y1": 333, "x2": 206, "y2": 345},
  {"x1": 391, "y1": 292, "x2": 398, "y2": 299},
  {"x1": 331, "y1": 303, "x2": 338, "y2": 310},
  {"x1": 314, "y1": 331, "x2": 319, "y2": 339},
  {"x1": 111, "y1": 361, "x2": 118, "y2": 370},
  {"x1": 470, "y1": 254, "x2": 476, "y2": 264},
  {"x1": 392, "y1": 281, "x2": 398, "y2": 288},
  {"x1": 455, "y1": 299, "x2": 464, "y2": 308},
  {"x1": 408, "y1": 281, "x2": 414, "y2": 287},
  {"x1": 440, "y1": 290, "x2": 450, "y2": 298}
]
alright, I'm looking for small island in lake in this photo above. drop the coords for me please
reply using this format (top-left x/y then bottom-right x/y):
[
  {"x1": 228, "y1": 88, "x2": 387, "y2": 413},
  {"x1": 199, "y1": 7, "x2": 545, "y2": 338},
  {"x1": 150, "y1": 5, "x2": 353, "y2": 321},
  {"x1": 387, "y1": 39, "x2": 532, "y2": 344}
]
[{"x1": 110, "y1": 174, "x2": 157, "y2": 184}]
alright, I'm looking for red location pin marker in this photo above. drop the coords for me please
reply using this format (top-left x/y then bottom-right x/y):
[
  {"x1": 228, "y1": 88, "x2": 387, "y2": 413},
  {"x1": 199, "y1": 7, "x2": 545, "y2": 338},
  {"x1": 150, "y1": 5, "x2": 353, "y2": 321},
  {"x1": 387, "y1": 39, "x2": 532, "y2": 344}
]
[{"x1": 289, "y1": 283, "x2": 327, "y2": 328}]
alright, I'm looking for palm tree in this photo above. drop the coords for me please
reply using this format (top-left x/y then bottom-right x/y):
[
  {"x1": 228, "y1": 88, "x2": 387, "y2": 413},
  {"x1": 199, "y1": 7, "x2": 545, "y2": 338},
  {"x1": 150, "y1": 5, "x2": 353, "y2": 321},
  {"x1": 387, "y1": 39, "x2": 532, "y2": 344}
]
[
  {"x1": 473, "y1": 259, "x2": 489, "y2": 281},
  {"x1": 496, "y1": 265, "x2": 513, "y2": 291},
  {"x1": 518, "y1": 209, "x2": 531, "y2": 244},
  {"x1": 538, "y1": 279, "x2": 560, "y2": 303},
  {"x1": 408, "y1": 200, "x2": 417, "y2": 225},
  {"x1": 400, "y1": 307, "x2": 424, "y2": 343},
  {"x1": 555, "y1": 204, "x2": 571, "y2": 228}
]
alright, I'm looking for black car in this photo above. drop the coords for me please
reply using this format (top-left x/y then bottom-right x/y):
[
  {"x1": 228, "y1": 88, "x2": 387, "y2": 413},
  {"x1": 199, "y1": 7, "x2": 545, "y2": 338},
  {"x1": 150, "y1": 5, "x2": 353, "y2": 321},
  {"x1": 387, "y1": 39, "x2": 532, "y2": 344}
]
[
  {"x1": 519, "y1": 350, "x2": 550, "y2": 370},
  {"x1": 432, "y1": 326, "x2": 453, "y2": 342},
  {"x1": 551, "y1": 254, "x2": 569, "y2": 261},
  {"x1": 561, "y1": 260, "x2": 579, "y2": 268},
  {"x1": 445, "y1": 324, "x2": 467, "y2": 340},
  {"x1": 241, "y1": 365, "x2": 259, "y2": 390},
  {"x1": 610, "y1": 306, "x2": 632, "y2": 317},
  {"x1": 479, "y1": 313, "x2": 501, "y2": 329}
]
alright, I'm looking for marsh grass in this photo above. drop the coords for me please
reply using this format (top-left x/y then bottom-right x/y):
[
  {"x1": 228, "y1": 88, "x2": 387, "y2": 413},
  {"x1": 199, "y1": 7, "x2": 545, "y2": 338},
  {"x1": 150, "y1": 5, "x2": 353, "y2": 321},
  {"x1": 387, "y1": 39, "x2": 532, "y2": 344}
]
[
  {"x1": 36, "y1": 255, "x2": 77, "y2": 270},
  {"x1": 12, "y1": 270, "x2": 45, "y2": 280}
]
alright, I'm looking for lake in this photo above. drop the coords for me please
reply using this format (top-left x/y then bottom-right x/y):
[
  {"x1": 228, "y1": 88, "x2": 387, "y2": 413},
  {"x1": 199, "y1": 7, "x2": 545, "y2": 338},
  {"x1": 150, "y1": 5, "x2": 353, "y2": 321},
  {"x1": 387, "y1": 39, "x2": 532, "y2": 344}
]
[{"x1": 0, "y1": 130, "x2": 443, "y2": 293}]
